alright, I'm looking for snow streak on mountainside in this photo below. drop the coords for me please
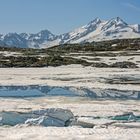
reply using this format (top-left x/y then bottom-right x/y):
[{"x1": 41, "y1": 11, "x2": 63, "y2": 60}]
[{"x1": 0, "y1": 17, "x2": 140, "y2": 48}]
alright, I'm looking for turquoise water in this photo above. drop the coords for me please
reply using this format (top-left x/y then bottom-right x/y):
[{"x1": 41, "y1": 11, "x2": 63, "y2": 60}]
[{"x1": 111, "y1": 114, "x2": 140, "y2": 121}]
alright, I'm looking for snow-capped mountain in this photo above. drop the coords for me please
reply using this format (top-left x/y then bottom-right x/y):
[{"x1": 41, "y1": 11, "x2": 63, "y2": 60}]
[
  {"x1": 0, "y1": 30, "x2": 57, "y2": 48},
  {"x1": 0, "y1": 17, "x2": 140, "y2": 48},
  {"x1": 62, "y1": 17, "x2": 140, "y2": 44},
  {"x1": 26, "y1": 30, "x2": 57, "y2": 48},
  {"x1": 3, "y1": 33, "x2": 28, "y2": 48},
  {"x1": 58, "y1": 18, "x2": 103, "y2": 44}
]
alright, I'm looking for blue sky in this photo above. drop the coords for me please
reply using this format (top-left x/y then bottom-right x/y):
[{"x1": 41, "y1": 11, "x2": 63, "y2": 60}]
[{"x1": 0, "y1": 0, "x2": 140, "y2": 34}]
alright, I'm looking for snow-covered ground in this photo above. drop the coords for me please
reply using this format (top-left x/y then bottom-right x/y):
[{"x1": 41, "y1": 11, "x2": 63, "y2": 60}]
[
  {"x1": 0, "y1": 124, "x2": 140, "y2": 140},
  {"x1": 0, "y1": 64, "x2": 140, "y2": 139},
  {"x1": 0, "y1": 65, "x2": 140, "y2": 91},
  {"x1": 65, "y1": 50, "x2": 140, "y2": 67},
  {"x1": 0, "y1": 97, "x2": 140, "y2": 140},
  {"x1": 0, "y1": 51, "x2": 22, "y2": 57}
]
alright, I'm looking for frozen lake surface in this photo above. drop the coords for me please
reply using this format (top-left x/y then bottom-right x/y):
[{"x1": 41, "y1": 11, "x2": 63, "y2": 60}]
[{"x1": 0, "y1": 65, "x2": 140, "y2": 139}]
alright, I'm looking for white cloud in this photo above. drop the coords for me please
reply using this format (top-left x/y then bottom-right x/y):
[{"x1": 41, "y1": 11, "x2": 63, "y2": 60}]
[{"x1": 122, "y1": 2, "x2": 140, "y2": 12}]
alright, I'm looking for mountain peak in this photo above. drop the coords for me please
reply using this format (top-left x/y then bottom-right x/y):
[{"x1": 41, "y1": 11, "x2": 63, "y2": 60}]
[
  {"x1": 6, "y1": 32, "x2": 19, "y2": 36},
  {"x1": 83, "y1": 18, "x2": 103, "y2": 30},
  {"x1": 88, "y1": 17, "x2": 102, "y2": 25},
  {"x1": 115, "y1": 17, "x2": 123, "y2": 21},
  {"x1": 39, "y1": 29, "x2": 52, "y2": 34},
  {"x1": 109, "y1": 17, "x2": 127, "y2": 25},
  {"x1": 93, "y1": 17, "x2": 101, "y2": 22},
  {"x1": 101, "y1": 17, "x2": 128, "y2": 31}
]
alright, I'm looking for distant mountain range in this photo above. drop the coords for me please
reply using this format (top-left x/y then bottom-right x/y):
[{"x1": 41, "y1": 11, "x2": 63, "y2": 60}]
[{"x1": 0, "y1": 17, "x2": 140, "y2": 48}]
